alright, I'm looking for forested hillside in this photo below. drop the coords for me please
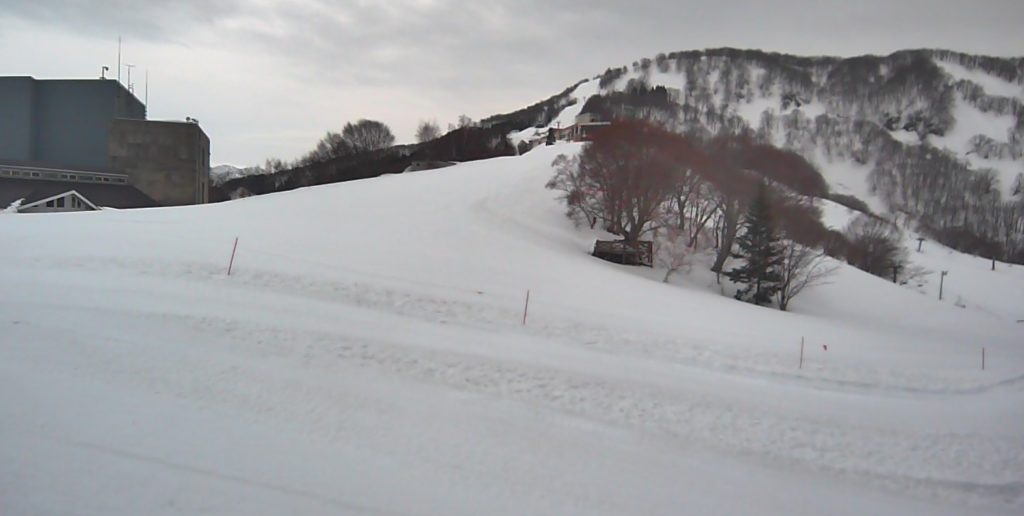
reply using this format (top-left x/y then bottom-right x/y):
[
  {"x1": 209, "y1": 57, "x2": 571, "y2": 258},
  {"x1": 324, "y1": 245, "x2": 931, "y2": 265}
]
[{"x1": 521, "y1": 48, "x2": 1024, "y2": 262}]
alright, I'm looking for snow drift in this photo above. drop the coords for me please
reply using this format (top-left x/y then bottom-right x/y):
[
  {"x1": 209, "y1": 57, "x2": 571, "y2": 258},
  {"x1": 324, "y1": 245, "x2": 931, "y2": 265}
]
[{"x1": 1, "y1": 144, "x2": 1022, "y2": 515}]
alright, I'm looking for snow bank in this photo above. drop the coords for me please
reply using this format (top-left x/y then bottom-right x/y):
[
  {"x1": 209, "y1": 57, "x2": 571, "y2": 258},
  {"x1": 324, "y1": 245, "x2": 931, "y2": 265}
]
[
  {"x1": 1, "y1": 199, "x2": 22, "y2": 214},
  {"x1": 1, "y1": 145, "x2": 1021, "y2": 515}
]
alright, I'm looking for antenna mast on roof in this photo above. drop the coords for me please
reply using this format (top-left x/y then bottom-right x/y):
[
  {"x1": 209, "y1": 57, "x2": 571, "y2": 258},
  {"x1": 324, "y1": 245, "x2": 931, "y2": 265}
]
[
  {"x1": 124, "y1": 63, "x2": 135, "y2": 94},
  {"x1": 117, "y1": 36, "x2": 122, "y2": 84},
  {"x1": 145, "y1": 69, "x2": 149, "y2": 107}
]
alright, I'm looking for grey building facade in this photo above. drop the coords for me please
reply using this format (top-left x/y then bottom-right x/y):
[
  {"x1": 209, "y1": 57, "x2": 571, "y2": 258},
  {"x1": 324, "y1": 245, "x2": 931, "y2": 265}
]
[
  {"x1": 0, "y1": 77, "x2": 146, "y2": 170},
  {"x1": 109, "y1": 119, "x2": 210, "y2": 205},
  {"x1": 0, "y1": 76, "x2": 209, "y2": 208}
]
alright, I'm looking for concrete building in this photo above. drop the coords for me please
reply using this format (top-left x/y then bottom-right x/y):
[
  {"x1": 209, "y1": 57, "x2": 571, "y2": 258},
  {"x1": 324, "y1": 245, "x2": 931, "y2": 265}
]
[
  {"x1": 0, "y1": 76, "x2": 209, "y2": 209},
  {"x1": 109, "y1": 119, "x2": 210, "y2": 205}
]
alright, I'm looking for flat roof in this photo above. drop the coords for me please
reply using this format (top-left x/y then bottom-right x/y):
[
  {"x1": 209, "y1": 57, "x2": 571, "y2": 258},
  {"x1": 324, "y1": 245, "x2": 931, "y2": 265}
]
[
  {"x1": 0, "y1": 158, "x2": 117, "y2": 175},
  {"x1": 112, "y1": 117, "x2": 209, "y2": 139},
  {"x1": 0, "y1": 75, "x2": 144, "y2": 110}
]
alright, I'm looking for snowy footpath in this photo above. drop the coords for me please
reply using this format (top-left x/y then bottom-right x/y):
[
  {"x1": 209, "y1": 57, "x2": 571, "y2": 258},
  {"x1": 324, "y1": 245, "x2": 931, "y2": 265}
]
[{"x1": 2, "y1": 144, "x2": 1022, "y2": 515}]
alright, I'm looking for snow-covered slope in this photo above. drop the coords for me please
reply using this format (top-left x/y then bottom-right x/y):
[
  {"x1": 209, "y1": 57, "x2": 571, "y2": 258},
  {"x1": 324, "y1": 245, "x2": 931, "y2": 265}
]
[{"x1": 2, "y1": 145, "x2": 1022, "y2": 515}]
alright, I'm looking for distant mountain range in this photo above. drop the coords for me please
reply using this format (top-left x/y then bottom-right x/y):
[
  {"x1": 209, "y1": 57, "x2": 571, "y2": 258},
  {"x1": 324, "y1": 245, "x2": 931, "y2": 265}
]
[{"x1": 210, "y1": 164, "x2": 266, "y2": 186}]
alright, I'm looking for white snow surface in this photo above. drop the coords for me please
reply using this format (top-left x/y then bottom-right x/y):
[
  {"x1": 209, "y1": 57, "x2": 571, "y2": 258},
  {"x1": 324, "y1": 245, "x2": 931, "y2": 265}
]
[
  {"x1": 817, "y1": 198, "x2": 863, "y2": 231},
  {"x1": 930, "y1": 97, "x2": 1018, "y2": 156},
  {"x1": 936, "y1": 61, "x2": 1024, "y2": 100},
  {"x1": 2, "y1": 144, "x2": 1023, "y2": 515},
  {"x1": 809, "y1": 151, "x2": 887, "y2": 214},
  {"x1": 928, "y1": 96, "x2": 1022, "y2": 196}
]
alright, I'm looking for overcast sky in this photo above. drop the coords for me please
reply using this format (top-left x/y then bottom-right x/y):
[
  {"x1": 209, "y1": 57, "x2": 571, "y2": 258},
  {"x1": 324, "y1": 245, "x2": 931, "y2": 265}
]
[{"x1": 2, "y1": 0, "x2": 1022, "y2": 166}]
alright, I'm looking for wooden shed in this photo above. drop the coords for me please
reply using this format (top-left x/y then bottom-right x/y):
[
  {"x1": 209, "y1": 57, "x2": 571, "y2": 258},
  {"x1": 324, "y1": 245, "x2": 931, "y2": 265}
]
[{"x1": 592, "y1": 240, "x2": 653, "y2": 267}]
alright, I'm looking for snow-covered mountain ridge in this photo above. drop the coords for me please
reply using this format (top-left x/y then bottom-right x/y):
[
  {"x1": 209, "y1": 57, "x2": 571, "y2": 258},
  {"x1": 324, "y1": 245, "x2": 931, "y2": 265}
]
[
  {"x1": 498, "y1": 48, "x2": 1024, "y2": 260},
  {"x1": 211, "y1": 164, "x2": 266, "y2": 186}
]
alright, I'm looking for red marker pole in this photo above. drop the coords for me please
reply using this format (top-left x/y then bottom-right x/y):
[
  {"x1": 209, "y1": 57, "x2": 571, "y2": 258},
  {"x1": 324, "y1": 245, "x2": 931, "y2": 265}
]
[
  {"x1": 227, "y1": 237, "x2": 239, "y2": 276},
  {"x1": 522, "y1": 289, "x2": 530, "y2": 326}
]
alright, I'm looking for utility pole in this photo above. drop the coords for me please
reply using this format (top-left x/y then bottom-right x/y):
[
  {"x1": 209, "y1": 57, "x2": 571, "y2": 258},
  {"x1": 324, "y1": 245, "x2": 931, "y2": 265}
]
[{"x1": 939, "y1": 270, "x2": 949, "y2": 301}]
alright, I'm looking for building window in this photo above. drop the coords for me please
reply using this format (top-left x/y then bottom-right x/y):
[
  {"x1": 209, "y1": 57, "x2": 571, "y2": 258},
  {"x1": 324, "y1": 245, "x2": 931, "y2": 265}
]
[
  {"x1": 30, "y1": 172, "x2": 40, "y2": 177},
  {"x1": 56, "y1": 197, "x2": 65, "y2": 208},
  {"x1": 46, "y1": 200, "x2": 54, "y2": 207}
]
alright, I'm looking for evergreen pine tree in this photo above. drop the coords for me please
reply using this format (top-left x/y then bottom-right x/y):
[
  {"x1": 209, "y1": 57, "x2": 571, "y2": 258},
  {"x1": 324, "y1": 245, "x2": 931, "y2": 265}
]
[{"x1": 725, "y1": 182, "x2": 784, "y2": 306}]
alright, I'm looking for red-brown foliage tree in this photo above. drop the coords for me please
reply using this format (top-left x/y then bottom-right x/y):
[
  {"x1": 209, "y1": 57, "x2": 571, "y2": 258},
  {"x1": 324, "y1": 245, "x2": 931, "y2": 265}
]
[
  {"x1": 701, "y1": 135, "x2": 760, "y2": 273},
  {"x1": 549, "y1": 120, "x2": 702, "y2": 242},
  {"x1": 742, "y1": 143, "x2": 829, "y2": 197}
]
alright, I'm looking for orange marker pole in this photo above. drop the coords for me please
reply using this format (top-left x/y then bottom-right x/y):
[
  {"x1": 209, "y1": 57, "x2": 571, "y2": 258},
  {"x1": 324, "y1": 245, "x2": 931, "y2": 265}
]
[
  {"x1": 522, "y1": 289, "x2": 530, "y2": 326},
  {"x1": 227, "y1": 237, "x2": 239, "y2": 276}
]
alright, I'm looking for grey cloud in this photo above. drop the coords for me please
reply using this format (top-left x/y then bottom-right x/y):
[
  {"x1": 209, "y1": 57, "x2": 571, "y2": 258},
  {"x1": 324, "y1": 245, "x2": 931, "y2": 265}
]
[
  {"x1": 3, "y1": 0, "x2": 1022, "y2": 164},
  {"x1": 0, "y1": 0, "x2": 241, "y2": 41},
  {"x1": 8, "y1": 1, "x2": 1022, "y2": 90}
]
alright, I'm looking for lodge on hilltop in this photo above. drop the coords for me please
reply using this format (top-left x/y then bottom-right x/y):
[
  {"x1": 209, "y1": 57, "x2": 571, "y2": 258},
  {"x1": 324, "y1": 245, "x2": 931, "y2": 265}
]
[{"x1": 527, "y1": 112, "x2": 612, "y2": 150}]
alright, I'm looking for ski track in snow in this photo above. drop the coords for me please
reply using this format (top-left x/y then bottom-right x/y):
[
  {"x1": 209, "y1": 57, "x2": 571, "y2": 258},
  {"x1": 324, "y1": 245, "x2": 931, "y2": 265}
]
[
  {"x1": 27, "y1": 252, "x2": 1023, "y2": 396},
  {"x1": 6, "y1": 252, "x2": 1023, "y2": 511}
]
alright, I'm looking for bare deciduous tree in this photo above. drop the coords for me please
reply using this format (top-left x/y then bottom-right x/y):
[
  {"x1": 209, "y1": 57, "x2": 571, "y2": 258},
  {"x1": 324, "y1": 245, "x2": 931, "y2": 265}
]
[
  {"x1": 776, "y1": 241, "x2": 838, "y2": 311},
  {"x1": 703, "y1": 135, "x2": 759, "y2": 274},
  {"x1": 843, "y1": 215, "x2": 908, "y2": 278},
  {"x1": 655, "y1": 227, "x2": 692, "y2": 282},
  {"x1": 547, "y1": 153, "x2": 602, "y2": 229},
  {"x1": 343, "y1": 119, "x2": 395, "y2": 152},
  {"x1": 556, "y1": 120, "x2": 690, "y2": 242},
  {"x1": 416, "y1": 120, "x2": 441, "y2": 143},
  {"x1": 295, "y1": 131, "x2": 355, "y2": 166},
  {"x1": 263, "y1": 157, "x2": 288, "y2": 174},
  {"x1": 315, "y1": 131, "x2": 353, "y2": 159}
]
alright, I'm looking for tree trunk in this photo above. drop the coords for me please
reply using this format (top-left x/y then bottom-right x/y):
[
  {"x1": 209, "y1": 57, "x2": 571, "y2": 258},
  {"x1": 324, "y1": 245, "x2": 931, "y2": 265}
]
[{"x1": 712, "y1": 201, "x2": 740, "y2": 273}]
